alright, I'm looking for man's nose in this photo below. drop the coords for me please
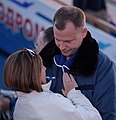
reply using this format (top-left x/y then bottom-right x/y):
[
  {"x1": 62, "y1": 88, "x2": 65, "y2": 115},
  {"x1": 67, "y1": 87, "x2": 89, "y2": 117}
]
[{"x1": 59, "y1": 42, "x2": 66, "y2": 50}]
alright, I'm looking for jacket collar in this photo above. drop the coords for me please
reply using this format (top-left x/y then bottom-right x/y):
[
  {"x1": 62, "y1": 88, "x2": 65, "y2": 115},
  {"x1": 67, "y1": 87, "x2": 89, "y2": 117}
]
[
  {"x1": 54, "y1": 49, "x2": 78, "y2": 72},
  {"x1": 40, "y1": 31, "x2": 99, "y2": 76},
  {"x1": 17, "y1": 81, "x2": 52, "y2": 97},
  {"x1": 41, "y1": 80, "x2": 52, "y2": 91}
]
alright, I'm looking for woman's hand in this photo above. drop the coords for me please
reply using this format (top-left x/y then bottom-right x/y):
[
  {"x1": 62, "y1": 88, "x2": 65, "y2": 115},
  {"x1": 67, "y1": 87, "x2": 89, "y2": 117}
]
[{"x1": 62, "y1": 72, "x2": 78, "y2": 96}]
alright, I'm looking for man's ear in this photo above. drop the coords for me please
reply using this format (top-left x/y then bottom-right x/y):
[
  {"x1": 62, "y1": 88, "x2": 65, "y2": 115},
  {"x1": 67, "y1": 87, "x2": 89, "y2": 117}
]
[{"x1": 82, "y1": 27, "x2": 87, "y2": 38}]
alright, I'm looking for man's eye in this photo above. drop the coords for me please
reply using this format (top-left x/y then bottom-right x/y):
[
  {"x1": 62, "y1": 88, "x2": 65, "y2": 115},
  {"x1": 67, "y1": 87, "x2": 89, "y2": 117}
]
[
  {"x1": 56, "y1": 38, "x2": 60, "y2": 41},
  {"x1": 67, "y1": 41, "x2": 71, "y2": 43},
  {"x1": 56, "y1": 39, "x2": 58, "y2": 42}
]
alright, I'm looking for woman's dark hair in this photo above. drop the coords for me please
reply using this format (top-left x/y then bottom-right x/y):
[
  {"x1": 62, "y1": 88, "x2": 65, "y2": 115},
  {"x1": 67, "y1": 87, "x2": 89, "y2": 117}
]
[{"x1": 4, "y1": 48, "x2": 42, "y2": 93}]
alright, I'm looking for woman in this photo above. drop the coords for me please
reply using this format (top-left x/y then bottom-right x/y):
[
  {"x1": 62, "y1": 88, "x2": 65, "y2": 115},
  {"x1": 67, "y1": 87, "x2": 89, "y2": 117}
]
[{"x1": 4, "y1": 48, "x2": 102, "y2": 120}]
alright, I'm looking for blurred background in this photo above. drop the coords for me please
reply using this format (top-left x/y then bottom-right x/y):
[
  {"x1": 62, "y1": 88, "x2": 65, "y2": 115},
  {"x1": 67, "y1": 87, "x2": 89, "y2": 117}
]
[{"x1": 0, "y1": 0, "x2": 116, "y2": 89}]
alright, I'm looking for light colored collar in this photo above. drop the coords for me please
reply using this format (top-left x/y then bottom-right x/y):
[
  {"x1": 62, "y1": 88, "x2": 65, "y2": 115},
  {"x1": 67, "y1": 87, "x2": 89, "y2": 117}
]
[
  {"x1": 17, "y1": 81, "x2": 52, "y2": 97},
  {"x1": 41, "y1": 80, "x2": 52, "y2": 92}
]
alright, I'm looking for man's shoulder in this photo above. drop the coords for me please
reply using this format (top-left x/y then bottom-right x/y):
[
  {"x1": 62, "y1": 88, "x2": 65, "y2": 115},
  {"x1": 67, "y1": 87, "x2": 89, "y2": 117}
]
[
  {"x1": 98, "y1": 51, "x2": 112, "y2": 64},
  {"x1": 97, "y1": 51, "x2": 116, "y2": 71}
]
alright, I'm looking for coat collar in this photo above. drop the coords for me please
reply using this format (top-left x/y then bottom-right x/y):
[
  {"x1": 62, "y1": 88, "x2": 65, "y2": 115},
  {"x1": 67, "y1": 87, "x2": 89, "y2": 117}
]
[
  {"x1": 17, "y1": 81, "x2": 52, "y2": 98},
  {"x1": 54, "y1": 49, "x2": 78, "y2": 73},
  {"x1": 40, "y1": 31, "x2": 99, "y2": 76}
]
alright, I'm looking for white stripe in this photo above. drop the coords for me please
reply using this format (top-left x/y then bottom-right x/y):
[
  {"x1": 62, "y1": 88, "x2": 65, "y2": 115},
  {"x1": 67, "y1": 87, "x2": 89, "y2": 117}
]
[
  {"x1": 63, "y1": 65, "x2": 69, "y2": 70},
  {"x1": 53, "y1": 57, "x2": 69, "y2": 72}
]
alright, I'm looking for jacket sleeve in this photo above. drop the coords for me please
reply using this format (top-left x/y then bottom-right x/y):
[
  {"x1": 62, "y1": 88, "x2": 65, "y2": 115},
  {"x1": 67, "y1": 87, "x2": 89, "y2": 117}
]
[
  {"x1": 93, "y1": 54, "x2": 116, "y2": 120},
  {"x1": 52, "y1": 89, "x2": 102, "y2": 120}
]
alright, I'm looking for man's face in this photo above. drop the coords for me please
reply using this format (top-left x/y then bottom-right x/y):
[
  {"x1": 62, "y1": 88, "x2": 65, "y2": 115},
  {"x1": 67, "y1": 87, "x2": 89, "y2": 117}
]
[{"x1": 54, "y1": 22, "x2": 87, "y2": 59}]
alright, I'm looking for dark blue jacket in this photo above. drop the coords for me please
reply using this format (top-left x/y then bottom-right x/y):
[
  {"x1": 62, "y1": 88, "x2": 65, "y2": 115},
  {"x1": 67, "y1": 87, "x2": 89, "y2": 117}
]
[{"x1": 40, "y1": 31, "x2": 116, "y2": 120}]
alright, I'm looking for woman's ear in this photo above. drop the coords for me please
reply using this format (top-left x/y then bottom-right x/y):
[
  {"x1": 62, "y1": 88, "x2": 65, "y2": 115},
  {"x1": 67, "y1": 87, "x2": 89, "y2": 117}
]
[{"x1": 82, "y1": 27, "x2": 87, "y2": 38}]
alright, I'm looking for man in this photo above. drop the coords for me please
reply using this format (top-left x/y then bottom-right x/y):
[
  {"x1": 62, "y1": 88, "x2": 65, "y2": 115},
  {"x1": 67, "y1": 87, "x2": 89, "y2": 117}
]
[{"x1": 40, "y1": 6, "x2": 116, "y2": 120}]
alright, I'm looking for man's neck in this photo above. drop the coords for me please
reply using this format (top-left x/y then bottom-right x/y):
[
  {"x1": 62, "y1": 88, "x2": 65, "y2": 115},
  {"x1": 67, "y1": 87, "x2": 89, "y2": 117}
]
[{"x1": 66, "y1": 57, "x2": 70, "y2": 60}]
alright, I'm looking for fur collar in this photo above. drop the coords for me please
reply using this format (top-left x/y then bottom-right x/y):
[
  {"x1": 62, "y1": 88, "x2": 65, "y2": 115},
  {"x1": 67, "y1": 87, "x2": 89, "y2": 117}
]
[{"x1": 39, "y1": 31, "x2": 99, "y2": 76}]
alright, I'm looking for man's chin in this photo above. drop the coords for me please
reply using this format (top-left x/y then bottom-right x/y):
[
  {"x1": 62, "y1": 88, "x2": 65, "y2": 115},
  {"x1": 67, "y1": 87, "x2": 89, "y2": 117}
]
[{"x1": 62, "y1": 52, "x2": 71, "y2": 58}]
